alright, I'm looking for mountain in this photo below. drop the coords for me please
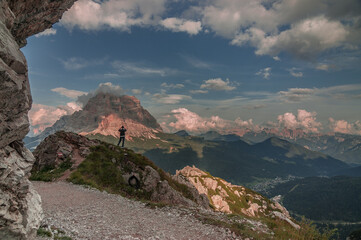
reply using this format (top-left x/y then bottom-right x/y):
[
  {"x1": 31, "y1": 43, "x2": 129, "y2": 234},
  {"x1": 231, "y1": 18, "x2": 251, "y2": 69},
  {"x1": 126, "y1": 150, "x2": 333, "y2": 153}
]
[
  {"x1": 135, "y1": 135, "x2": 349, "y2": 186},
  {"x1": 25, "y1": 92, "x2": 162, "y2": 150},
  {"x1": 199, "y1": 131, "x2": 242, "y2": 142},
  {"x1": 330, "y1": 165, "x2": 361, "y2": 177},
  {"x1": 240, "y1": 128, "x2": 361, "y2": 165},
  {"x1": 174, "y1": 130, "x2": 189, "y2": 137}
]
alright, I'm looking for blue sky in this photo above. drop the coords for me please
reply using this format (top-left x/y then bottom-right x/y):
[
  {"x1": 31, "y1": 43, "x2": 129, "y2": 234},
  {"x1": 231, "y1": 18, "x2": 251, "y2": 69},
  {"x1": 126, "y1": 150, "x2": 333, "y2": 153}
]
[{"x1": 23, "y1": 0, "x2": 361, "y2": 136}]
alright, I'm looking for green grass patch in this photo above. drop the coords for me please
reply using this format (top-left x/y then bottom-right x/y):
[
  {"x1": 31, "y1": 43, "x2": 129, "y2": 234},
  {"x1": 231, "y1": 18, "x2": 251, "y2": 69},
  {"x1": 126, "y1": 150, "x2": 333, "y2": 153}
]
[
  {"x1": 37, "y1": 227, "x2": 52, "y2": 237},
  {"x1": 30, "y1": 158, "x2": 73, "y2": 182}
]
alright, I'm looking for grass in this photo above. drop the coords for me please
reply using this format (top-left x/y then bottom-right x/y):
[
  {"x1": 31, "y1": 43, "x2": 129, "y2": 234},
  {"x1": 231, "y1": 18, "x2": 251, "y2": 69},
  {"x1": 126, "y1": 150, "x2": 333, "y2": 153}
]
[
  {"x1": 30, "y1": 158, "x2": 73, "y2": 182},
  {"x1": 37, "y1": 227, "x2": 52, "y2": 237}
]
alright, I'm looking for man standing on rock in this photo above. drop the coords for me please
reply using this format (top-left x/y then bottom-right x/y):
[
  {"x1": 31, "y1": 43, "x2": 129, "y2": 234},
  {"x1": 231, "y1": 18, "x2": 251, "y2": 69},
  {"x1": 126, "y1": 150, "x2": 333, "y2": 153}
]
[{"x1": 117, "y1": 126, "x2": 127, "y2": 147}]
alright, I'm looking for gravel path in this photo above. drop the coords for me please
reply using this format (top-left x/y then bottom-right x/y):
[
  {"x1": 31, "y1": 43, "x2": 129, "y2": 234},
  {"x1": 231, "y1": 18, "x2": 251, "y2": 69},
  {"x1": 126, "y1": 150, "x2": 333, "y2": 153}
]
[{"x1": 33, "y1": 181, "x2": 237, "y2": 240}]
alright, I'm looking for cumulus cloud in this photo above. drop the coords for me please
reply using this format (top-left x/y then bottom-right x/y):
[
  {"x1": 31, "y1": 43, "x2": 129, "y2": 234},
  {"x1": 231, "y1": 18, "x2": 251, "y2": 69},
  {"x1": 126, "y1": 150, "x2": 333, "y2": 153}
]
[
  {"x1": 256, "y1": 67, "x2": 271, "y2": 79},
  {"x1": 289, "y1": 68, "x2": 303, "y2": 78},
  {"x1": 277, "y1": 109, "x2": 322, "y2": 133},
  {"x1": 152, "y1": 93, "x2": 191, "y2": 104},
  {"x1": 329, "y1": 118, "x2": 361, "y2": 135},
  {"x1": 168, "y1": 108, "x2": 231, "y2": 133},
  {"x1": 273, "y1": 56, "x2": 281, "y2": 61},
  {"x1": 35, "y1": 28, "x2": 57, "y2": 37},
  {"x1": 235, "y1": 118, "x2": 256, "y2": 129},
  {"x1": 200, "y1": 78, "x2": 235, "y2": 91},
  {"x1": 51, "y1": 87, "x2": 87, "y2": 99},
  {"x1": 232, "y1": 16, "x2": 348, "y2": 59},
  {"x1": 29, "y1": 102, "x2": 81, "y2": 135},
  {"x1": 160, "y1": 18, "x2": 202, "y2": 35},
  {"x1": 61, "y1": 0, "x2": 166, "y2": 31},
  {"x1": 198, "y1": 0, "x2": 360, "y2": 59},
  {"x1": 161, "y1": 82, "x2": 184, "y2": 89},
  {"x1": 77, "y1": 82, "x2": 126, "y2": 106}
]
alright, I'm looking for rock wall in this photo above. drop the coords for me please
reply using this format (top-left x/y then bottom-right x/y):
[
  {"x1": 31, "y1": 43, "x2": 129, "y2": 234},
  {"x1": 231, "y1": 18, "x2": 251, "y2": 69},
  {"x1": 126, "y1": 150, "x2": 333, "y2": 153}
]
[{"x1": 0, "y1": 0, "x2": 76, "y2": 238}]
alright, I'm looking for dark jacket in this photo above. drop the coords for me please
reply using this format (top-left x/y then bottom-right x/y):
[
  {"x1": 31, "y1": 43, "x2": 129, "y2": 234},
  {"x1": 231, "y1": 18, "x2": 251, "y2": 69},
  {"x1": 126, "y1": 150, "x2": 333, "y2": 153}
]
[{"x1": 119, "y1": 128, "x2": 127, "y2": 136}]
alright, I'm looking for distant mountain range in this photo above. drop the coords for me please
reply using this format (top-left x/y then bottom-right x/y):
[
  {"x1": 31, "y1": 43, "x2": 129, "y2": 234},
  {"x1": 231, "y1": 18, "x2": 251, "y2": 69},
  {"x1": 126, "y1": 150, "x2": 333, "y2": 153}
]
[
  {"x1": 238, "y1": 128, "x2": 361, "y2": 165},
  {"x1": 25, "y1": 92, "x2": 354, "y2": 185}
]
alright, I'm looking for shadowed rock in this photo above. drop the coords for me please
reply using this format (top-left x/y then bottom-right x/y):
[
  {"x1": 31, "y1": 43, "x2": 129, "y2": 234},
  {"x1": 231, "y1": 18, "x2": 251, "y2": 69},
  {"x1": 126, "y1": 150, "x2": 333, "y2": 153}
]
[{"x1": 0, "y1": 0, "x2": 76, "y2": 238}]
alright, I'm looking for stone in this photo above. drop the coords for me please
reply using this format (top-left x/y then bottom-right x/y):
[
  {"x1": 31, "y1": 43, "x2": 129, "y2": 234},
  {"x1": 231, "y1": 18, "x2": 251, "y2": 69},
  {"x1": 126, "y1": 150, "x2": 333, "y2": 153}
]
[
  {"x1": 211, "y1": 195, "x2": 231, "y2": 213},
  {"x1": 143, "y1": 166, "x2": 161, "y2": 192},
  {"x1": 0, "y1": 0, "x2": 76, "y2": 238}
]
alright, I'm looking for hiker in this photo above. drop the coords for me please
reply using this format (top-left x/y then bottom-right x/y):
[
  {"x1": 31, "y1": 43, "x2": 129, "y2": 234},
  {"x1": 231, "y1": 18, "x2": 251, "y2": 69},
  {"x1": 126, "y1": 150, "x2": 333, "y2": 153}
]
[{"x1": 117, "y1": 126, "x2": 127, "y2": 147}]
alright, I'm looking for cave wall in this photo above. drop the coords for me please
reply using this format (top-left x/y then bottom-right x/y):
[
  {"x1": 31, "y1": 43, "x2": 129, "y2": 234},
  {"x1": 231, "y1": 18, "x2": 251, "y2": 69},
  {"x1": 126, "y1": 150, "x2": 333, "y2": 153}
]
[{"x1": 0, "y1": 0, "x2": 76, "y2": 238}]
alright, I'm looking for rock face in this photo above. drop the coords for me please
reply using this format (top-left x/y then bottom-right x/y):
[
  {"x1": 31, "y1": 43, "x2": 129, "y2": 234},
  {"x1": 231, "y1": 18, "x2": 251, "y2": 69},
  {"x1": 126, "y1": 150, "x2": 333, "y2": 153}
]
[
  {"x1": 176, "y1": 166, "x2": 300, "y2": 229},
  {"x1": 0, "y1": 0, "x2": 76, "y2": 238},
  {"x1": 32, "y1": 131, "x2": 100, "y2": 172}
]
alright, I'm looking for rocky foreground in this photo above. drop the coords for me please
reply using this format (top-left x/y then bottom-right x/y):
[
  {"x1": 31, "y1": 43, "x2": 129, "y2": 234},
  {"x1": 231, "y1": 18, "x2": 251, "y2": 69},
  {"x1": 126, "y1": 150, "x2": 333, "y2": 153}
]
[{"x1": 34, "y1": 181, "x2": 239, "y2": 240}]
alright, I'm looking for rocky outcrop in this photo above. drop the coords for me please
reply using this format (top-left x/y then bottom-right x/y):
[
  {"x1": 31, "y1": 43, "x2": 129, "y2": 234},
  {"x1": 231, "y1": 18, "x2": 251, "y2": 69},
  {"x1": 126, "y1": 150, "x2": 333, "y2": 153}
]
[
  {"x1": 176, "y1": 166, "x2": 300, "y2": 229},
  {"x1": 0, "y1": 0, "x2": 76, "y2": 238},
  {"x1": 32, "y1": 131, "x2": 100, "y2": 172}
]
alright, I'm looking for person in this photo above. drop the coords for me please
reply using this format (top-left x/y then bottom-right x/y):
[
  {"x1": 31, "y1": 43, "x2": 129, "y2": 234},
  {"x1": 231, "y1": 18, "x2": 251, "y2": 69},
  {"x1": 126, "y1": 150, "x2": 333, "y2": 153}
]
[{"x1": 117, "y1": 126, "x2": 127, "y2": 147}]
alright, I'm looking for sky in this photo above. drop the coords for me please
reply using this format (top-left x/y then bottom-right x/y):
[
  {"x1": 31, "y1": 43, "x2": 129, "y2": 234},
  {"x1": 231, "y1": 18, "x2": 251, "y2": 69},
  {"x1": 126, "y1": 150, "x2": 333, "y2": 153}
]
[{"x1": 22, "y1": 0, "x2": 361, "y2": 136}]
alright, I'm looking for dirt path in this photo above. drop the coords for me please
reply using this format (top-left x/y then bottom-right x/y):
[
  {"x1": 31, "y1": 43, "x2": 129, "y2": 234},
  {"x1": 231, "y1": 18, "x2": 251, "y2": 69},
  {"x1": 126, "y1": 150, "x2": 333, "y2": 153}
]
[
  {"x1": 33, "y1": 181, "x2": 237, "y2": 240},
  {"x1": 58, "y1": 149, "x2": 84, "y2": 181}
]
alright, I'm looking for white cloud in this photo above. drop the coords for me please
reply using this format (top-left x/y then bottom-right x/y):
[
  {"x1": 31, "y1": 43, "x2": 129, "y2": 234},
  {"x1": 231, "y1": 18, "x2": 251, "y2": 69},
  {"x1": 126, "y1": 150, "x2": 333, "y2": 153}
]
[
  {"x1": 152, "y1": 93, "x2": 191, "y2": 104},
  {"x1": 61, "y1": 0, "x2": 166, "y2": 31},
  {"x1": 256, "y1": 67, "x2": 271, "y2": 79},
  {"x1": 60, "y1": 57, "x2": 105, "y2": 70},
  {"x1": 160, "y1": 18, "x2": 202, "y2": 35},
  {"x1": 131, "y1": 89, "x2": 142, "y2": 95},
  {"x1": 277, "y1": 109, "x2": 322, "y2": 133},
  {"x1": 200, "y1": 78, "x2": 235, "y2": 91},
  {"x1": 329, "y1": 118, "x2": 361, "y2": 135},
  {"x1": 29, "y1": 103, "x2": 81, "y2": 135},
  {"x1": 278, "y1": 88, "x2": 315, "y2": 102},
  {"x1": 112, "y1": 61, "x2": 176, "y2": 77},
  {"x1": 35, "y1": 28, "x2": 57, "y2": 37},
  {"x1": 273, "y1": 56, "x2": 281, "y2": 61},
  {"x1": 168, "y1": 108, "x2": 231, "y2": 133},
  {"x1": 190, "y1": 89, "x2": 208, "y2": 94},
  {"x1": 316, "y1": 64, "x2": 331, "y2": 71},
  {"x1": 51, "y1": 87, "x2": 87, "y2": 99},
  {"x1": 77, "y1": 82, "x2": 126, "y2": 106},
  {"x1": 278, "y1": 84, "x2": 361, "y2": 102},
  {"x1": 199, "y1": 0, "x2": 359, "y2": 59},
  {"x1": 289, "y1": 68, "x2": 303, "y2": 78},
  {"x1": 161, "y1": 82, "x2": 184, "y2": 89}
]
